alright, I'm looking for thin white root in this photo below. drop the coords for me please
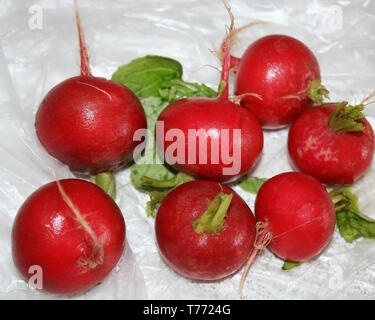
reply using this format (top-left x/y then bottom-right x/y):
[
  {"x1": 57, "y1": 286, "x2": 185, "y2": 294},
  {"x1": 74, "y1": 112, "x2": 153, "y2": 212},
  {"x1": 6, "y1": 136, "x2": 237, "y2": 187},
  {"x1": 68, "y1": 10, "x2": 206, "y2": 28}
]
[
  {"x1": 361, "y1": 90, "x2": 375, "y2": 105},
  {"x1": 56, "y1": 180, "x2": 104, "y2": 268},
  {"x1": 230, "y1": 92, "x2": 263, "y2": 105}
]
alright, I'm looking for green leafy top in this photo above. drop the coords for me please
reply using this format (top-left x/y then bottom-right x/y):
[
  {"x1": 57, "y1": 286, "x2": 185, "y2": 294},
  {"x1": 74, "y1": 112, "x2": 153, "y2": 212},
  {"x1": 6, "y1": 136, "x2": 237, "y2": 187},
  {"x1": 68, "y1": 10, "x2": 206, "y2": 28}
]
[
  {"x1": 192, "y1": 192, "x2": 233, "y2": 234},
  {"x1": 308, "y1": 79, "x2": 330, "y2": 104},
  {"x1": 330, "y1": 187, "x2": 375, "y2": 243},
  {"x1": 328, "y1": 102, "x2": 365, "y2": 134}
]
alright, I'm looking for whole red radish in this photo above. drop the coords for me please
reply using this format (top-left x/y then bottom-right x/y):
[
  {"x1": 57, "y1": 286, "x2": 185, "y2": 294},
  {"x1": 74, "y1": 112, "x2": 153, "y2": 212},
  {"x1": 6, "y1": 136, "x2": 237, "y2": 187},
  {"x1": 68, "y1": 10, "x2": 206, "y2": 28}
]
[
  {"x1": 288, "y1": 102, "x2": 375, "y2": 185},
  {"x1": 12, "y1": 179, "x2": 125, "y2": 295},
  {"x1": 235, "y1": 34, "x2": 328, "y2": 129},
  {"x1": 255, "y1": 172, "x2": 335, "y2": 261},
  {"x1": 155, "y1": 180, "x2": 256, "y2": 281},
  {"x1": 35, "y1": 1, "x2": 147, "y2": 175},
  {"x1": 240, "y1": 172, "x2": 335, "y2": 297},
  {"x1": 156, "y1": 12, "x2": 263, "y2": 183}
]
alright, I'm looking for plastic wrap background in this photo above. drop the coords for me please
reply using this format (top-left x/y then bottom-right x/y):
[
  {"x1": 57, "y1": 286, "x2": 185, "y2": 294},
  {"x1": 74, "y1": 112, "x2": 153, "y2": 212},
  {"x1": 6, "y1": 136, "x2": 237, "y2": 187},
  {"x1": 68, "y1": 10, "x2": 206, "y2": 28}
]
[{"x1": 0, "y1": 0, "x2": 375, "y2": 299}]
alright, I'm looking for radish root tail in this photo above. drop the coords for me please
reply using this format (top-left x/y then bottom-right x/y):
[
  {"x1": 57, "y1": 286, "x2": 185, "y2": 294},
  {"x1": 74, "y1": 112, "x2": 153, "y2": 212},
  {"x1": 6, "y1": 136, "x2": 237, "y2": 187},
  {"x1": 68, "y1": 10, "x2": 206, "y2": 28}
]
[
  {"x1": 56, "y1": 180, "x2": 104, "y2": 269},
  {"x1": 219, "y1": 0, "x2": 235, "y2": 101},
  {"x1": 74, "y1": 0, "x2": 91, "y2": 76},
  {"x1": 361, "y1": 90, "x2": 375, "y2": 105},
  {"x1": 239, "y1": 220, "x2": 272, "y2": 299},
  {"x1": 219, "y1": 21, "x2": 268, "y2": 70}
]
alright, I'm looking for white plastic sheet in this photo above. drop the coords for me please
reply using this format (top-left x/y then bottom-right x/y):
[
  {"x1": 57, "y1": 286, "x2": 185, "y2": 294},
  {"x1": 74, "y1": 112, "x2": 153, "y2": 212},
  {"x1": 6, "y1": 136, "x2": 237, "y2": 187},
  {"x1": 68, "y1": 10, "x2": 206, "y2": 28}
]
[{"x1": 0, "y1": 0, "x2": 375, "y2": 299}]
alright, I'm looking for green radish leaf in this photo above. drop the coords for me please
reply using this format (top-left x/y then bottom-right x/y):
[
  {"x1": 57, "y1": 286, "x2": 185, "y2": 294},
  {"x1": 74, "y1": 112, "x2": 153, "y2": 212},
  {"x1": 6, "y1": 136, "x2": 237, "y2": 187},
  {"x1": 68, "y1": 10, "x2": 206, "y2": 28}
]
[
  {"x1": 133, "y1": 172, "x2": 194, "y2": 217},
  {"x1": 330, "y1": 187, "x2": 375, "y2": 243},
  {"x1": 112, "y1": 55, "x2": 217, "y2": 101},
  {"x1": 282, "y1": 260, "x2": 301, "y2": 270},
  {"x1": 130, "y1": 163, "x2": 176, "y2": 192},
  {"x1": 239, "y1": 177, "x2": 268, "y2": 194},
  {"x1": 111, "y1": 55, "x2": 183, "y2": 98},
  {"x1": 159, "y1": 79, "x2": 217, "y2": 102}
]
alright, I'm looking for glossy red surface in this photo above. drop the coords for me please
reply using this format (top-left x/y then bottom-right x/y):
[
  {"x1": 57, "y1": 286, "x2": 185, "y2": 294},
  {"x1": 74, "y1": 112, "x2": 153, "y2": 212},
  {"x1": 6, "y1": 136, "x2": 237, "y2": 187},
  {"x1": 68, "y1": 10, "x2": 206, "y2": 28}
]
[
  {"x1": 35, "y1": 76, "x2": 147, "y2": 174},
  {"x1": 12, "y1": 179, "x2": 126, "y2": 295}
]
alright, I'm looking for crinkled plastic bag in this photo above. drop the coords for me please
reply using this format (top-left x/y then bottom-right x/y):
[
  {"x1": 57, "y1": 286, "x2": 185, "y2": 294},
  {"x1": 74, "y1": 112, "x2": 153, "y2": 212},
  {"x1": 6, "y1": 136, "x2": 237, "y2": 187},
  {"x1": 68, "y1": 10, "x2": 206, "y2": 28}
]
[{"x1": 0, "y1": 0, "x2": 375, "y2": 299}]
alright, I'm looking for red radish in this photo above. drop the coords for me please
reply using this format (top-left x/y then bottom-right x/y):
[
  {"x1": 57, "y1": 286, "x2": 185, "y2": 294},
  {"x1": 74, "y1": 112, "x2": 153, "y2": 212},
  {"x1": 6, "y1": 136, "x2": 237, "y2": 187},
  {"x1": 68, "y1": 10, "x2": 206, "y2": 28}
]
[
  {"x1": 35, "y1": 0, "x2": 147, "y2": 175},
  {"x1": 156, "y1": 8, "x2": 263, "y2": 183},
  {"x1": 155, "y1": 180, "x2": 256, "y2": 281},
  {"x1": 287, "y1": 102, "x2": 375, "y2": 185},
  {"x1": 234, "y1": 34, "x2": 328, "y2": 129},
  {"x1": 240, "y1": 172, "x2": 335, "y2": 297},
  {"x1": 12, "y1": 179, "x2": 125, "y2": 295}
]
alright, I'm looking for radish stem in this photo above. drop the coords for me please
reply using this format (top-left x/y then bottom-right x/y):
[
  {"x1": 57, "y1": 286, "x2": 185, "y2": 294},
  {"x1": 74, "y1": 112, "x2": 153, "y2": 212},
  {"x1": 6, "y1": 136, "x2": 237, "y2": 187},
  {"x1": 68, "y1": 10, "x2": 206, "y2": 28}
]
[
  {"x1": 90, "y1": 172, "x2": 116, "y2": 201},
  {"x1": 192, "y1": 192, "x2": 233, "y2": 234}
]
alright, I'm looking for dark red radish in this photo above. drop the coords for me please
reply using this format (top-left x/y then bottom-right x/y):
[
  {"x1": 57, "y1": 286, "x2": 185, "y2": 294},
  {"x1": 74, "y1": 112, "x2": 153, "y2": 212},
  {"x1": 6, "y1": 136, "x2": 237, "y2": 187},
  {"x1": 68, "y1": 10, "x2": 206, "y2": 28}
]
[
  {"x1": 234, "y1": 34, "x2": 328, "y2": 129},
  {"x1": 155, "y1": 180, "x2": 256, "y2": 281},
  {"x1": 12, "y1": 179, "x2": 125, "y2": 295},
  {"x1": 35, "y1": 0, "x2": 147, "y2": 175},
  {"x1": 240, "y1": 172, "x2": 335, "y2": 297},
  {"x1": 156, "y1": 8, "x2": 263, "y2": 183},
  {"x1": 288, "y1": 102, "x2": 375, "y2": 185}
]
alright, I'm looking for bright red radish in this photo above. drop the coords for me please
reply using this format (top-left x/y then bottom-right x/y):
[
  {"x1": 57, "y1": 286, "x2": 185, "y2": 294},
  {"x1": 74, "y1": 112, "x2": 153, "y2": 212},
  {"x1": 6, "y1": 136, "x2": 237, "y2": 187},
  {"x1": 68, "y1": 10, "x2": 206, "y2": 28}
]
[
  {"x1": 234, "y1": 34, "x2": 328, "y2": 129},
  {"x1": 12, "y1": 179, "x2": 125, "y2": 295},
  {"x1": 35, "y1": 1, "x2": 147, "y2": 175},
  {"x1": 156, "y1": 10, "x2": 263, "y2": 183},
  {"x1": 240, "y1": 172, "x2": 335, "y2": 297},
  {"x1": 288, "y1": 102, "x2": 375, "y2": 185},
  {"x1": 155, "y1": 180, "x2": 256, "y2": 281}
]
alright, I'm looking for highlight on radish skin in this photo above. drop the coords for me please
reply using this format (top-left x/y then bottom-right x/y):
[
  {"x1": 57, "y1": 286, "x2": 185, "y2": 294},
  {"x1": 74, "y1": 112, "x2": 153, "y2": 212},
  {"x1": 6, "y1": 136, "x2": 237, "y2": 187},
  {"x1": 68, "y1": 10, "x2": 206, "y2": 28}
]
[{"x1": 35, "y1": 0, "x2": 147, "y2": 178}]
